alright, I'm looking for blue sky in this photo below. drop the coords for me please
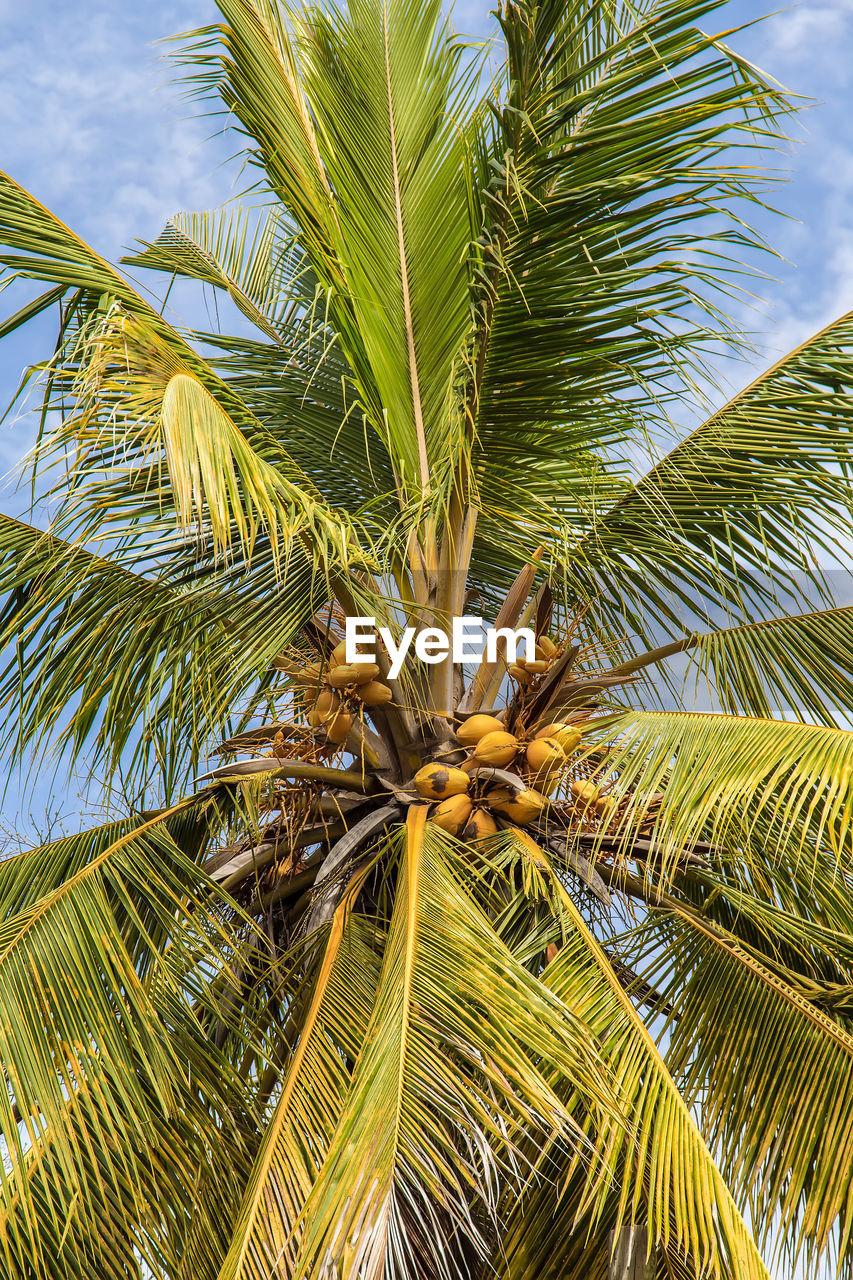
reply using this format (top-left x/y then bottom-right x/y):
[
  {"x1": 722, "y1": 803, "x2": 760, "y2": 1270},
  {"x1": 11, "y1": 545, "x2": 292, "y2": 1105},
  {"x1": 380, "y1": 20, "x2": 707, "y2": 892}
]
[{"x1": 0, "y1": 0, "x2": 852, "y2": 836}]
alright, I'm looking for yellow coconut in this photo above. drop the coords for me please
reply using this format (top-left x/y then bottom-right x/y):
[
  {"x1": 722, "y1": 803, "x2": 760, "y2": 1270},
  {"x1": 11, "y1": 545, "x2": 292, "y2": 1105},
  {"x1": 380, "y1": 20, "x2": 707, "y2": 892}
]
[
  {"x1": 463, "y1": 808, "x2": 499, "y2": 840},
  {"x1": 330, "y1": 640, "x2": 349, "y2": 666},
  {"x1": 456, "y1": 714, "x2": 504, "y2": 747},
  {"x1": 508, "y1": 664, "x2": 530, "y2": 685},
  {"x1": 328, "y1": 662, "x2": 380, "y2": 688},
  {"x1": 325, "y1": 710, "x2": 353, "y2": 744},
  {"x1": 298, "y1": 685, "x2": 318, "y2": 712},
  {"x1": 525, "y1": 659, "x2": 550, "y2": 676},
  {"x1": 489, "y1": 786, "x2": 546, "y2": 825},
  {"x1": 484, "y1": 782, "x2": 516, "y2": 802},
  {"x1": 295, "y1": 660, "x2": 326, "y2": 685},
  {"x1": 309, "y1": 690, "x2": 342, "y2": 727},
  {"x1": 525, "y1": 736, "x2": 567, "y2": 779},
  {"x1": 431, "y1": 793, "x2": 473, "y2": 835},
  {"x1": 331, "y1": 639, "x2": 377, "y2": 666},
  {"x1": 357, "y1": 679, "x2": 392, "y2": 706},
  {"x1": 414, "y1": 763, "x2": 472, "y2": 800},
  {"x1": 571, "y1": 778, "x2": 602, "y2": 807},
  {"x1": 474, "y1": 731, "x2": 519, "y2": 767},
  {"x1": 521, "y1": 770, "x2": 560, "y2": 796},
  {"x1": 535, "y1": 722, "x2": 582, "y2": 753},
  {"x1": 538, "y1": 636, "x2": 558, "y2": 658}
]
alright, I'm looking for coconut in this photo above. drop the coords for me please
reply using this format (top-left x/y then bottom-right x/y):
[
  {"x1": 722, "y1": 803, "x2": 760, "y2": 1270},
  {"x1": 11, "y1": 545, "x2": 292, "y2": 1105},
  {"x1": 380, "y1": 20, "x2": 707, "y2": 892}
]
[
  {"x1": 463, "y1": 808, "x2": 499, "y2": 840},
  {"x1": 357, "y1": 680, "x2": 392, "y2": 706},
  {"x1": 295, "y1": 660, "x2": 326, "y2": 685},
  {"x1": 330, "y1": 641, "x2": 349, "y2": 666},
  {"x1": 325, "y1": 710, "x2": 353, "y2": 744},
  {"x1": 431, "y1": 793, "x2": 473, "y2": 835},
  {"x1": 309, "y1": 690, "x2": 342, "y2": 727},
  {"x1": 522, "y1": 770, "x2": 560, "y2": 796},
  {"x1": 524, "y1": 659, "x2": 550, "y2": 675},
  {"x1": 489, "y1": 786, "x2": 546, "y2": 825},
  {"x1": 571, "y1": 778, "x2": 602, "y2": 808},
  {"x1": 328, "y1": 662, "x2": 380, "y2": 688},
  {"x1": 508, "y1": 664, "x2": 530, "y2": 685},
  {"x1": 474, "y1": 731, "x2": 519, "y2": 767},
  {"x1": 299, "y1": 685, "x2": 318, "y2": 712},
  {"x1": 525, "y1": 736, "x2": 567, "y2": 779},
  {"x1": 456, "y1": 714, "x2": 504, "y2": 747},
  {"x1": 414, "y1": 763, "x2": 471, "y2": 800},
  {"x1": 535, "y1": 722, "x2": 582, "y2": 753},
  {"x1": 484, "y1": 784, "x2": 516, "y2": 806},
  {"x1": 538, "y1": 636, "x2": 558, "y2": 658},
  {"x1": 331, "y1": 638, "x2": 376, "y2": 666}
]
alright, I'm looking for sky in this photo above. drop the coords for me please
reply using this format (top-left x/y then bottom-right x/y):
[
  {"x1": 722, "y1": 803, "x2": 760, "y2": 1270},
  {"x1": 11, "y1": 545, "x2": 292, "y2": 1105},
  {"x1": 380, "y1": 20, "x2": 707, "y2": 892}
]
[{"x1": 0, "y1": 4, "x2": 850, "y2": 1273}]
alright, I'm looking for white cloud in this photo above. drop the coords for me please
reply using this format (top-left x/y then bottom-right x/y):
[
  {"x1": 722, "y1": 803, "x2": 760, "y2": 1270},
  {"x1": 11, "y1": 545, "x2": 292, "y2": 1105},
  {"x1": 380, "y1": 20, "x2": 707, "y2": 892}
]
[
  {"x1": 0, "y1": 0, "x2": 232, "y2": 260},
  {"x1": 763, "y1": 1, "x2": 853, "y2": 56}
]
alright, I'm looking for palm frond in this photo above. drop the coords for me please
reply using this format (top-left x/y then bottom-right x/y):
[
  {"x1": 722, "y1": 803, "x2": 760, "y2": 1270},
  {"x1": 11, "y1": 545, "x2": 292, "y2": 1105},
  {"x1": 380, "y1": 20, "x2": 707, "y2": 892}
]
[
  {"x1": 0, "y1": 514, "x2": 324, "y2": 794},
  {"x1": 122, "y1": 204, "x2": 305, "y2": 343},
  {"x1": 568, "y1": 308, "x2": 853, "y2": 648},
  {"x1": 471, "y1": 0, "x2": 790, "y2": 475},
  {"x1": 688, "y1": 605, "x2": 853, "y2": 725},
  {"x1": 0, "y1": 171, "x2": 364, "y2": 574},
  {"x1": 493, "y1": 831, "x2": 770, "y2": 1280},
  {"x1": 292, "y1": 809, "x2": 613, "y2": 1279},
  {"x1": 0, "y1": 794, "x2": 252, "y2": 1279},
  {"x1": 633, "y1": 888, "x2": 853, "y2": 1276},
  {"x1": 581, "y1": 710, "x2": 853, "y2": 876},
  {"x1": 220, "y1": 876, "x2": 380, "y2": 1280},
  {"x1": 199, "y1": 329, "x2": 400, "y2": 517},
  {"x1": 183, "y1": 0, "x2": 479, "y2": 503}
]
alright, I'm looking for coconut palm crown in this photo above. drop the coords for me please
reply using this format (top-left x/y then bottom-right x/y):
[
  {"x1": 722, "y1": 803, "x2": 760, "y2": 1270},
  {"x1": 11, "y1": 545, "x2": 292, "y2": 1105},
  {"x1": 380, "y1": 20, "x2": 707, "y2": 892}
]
[{"x1": 2, "y1": 1, "x2": 853, "y2": 1278}]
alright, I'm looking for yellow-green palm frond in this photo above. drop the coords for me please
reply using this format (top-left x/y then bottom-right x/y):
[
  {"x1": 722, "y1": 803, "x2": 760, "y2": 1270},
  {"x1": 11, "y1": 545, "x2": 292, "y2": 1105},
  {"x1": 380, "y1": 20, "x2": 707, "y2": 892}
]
[
  {"x1": 492, "y1": 831, "x2": 771, "y2": 1280},
  {"x1": 291, "y1": 810, "x2": 615, "y2": 1280},
  {"x1": 580, "y1": 710, "x2": 853, "y2": 878}
]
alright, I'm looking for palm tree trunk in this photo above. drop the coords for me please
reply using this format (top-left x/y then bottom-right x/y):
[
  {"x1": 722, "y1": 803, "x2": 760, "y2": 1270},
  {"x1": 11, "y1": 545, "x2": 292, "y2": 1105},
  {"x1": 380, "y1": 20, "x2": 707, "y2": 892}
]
[{"x1": 608, "y1": 1225, "x2": 656, "y2": 1279}]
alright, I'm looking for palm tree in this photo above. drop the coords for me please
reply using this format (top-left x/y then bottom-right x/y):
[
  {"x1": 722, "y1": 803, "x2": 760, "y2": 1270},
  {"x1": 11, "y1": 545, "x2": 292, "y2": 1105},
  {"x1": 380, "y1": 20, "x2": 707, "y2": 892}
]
[{"x1": 1, "y1": 0, "x2": 852, "y2": 1276}]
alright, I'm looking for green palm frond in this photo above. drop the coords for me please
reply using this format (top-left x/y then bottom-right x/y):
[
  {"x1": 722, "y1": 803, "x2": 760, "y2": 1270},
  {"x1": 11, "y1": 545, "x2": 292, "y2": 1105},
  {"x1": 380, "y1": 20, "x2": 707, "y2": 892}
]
[
  {"x1": 184, "y1": 0, "x2": 478, "y2": 502},
  {"x1": 633, "y1": 889, "x2": 853, "y2": 1274},
  {"x1": 568, "y1": 308, "x2": 853, "y2": 647},
  {"x1": 472, "y1": 0, "x2": 789, "y2": 459},
  {"x1": 0, "y1": 515, "x2": 324, "y2": 793},
  {"x1": 2, "y1": 1053, "x2": 251, "y2": 1280},
  {"x1": 580, "y1": 710, "x2": 853, "y2": 875},
  {"x1": 62, "y1": 306, "x2": 329, "y2": 560},
  {"x1": 688, "y1": 605, "x2": 853, "y2": 724},
  {"x1": 493, "y1": 832, "x2": 770, "y2": 1280},
  {"x1": 0, "y1": 171, "x2": 364, "y2": 573},
  {"x1": 0, "y1": 794, "x2": 252, "y2": 1278},
  {"x1": 292, "y1": 810, "x2": 613, "y2": 1279},
  {"x1": 221, "y1": 877, "x2": 381, "y2": 1280},
  {"x1": 199, "y1": 330, "x2": 400, "y2": 516},
  {"x1": 122, "y1": 204, "x2": 305, "y2": 343}
]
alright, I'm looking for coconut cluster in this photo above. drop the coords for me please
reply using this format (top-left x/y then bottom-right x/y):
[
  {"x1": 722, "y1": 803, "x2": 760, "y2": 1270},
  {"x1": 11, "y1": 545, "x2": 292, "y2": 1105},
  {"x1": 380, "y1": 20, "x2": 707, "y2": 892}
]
[
  {"x1": 413, "y1": 714, "x2": 584, "y2": 840},
  {"x1": 507, "y1": 634, "x2": 559, "y2": 687},
  {"x1": 294, "y1": 640, "x2": 392, "y2": 745}
]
